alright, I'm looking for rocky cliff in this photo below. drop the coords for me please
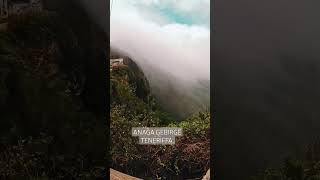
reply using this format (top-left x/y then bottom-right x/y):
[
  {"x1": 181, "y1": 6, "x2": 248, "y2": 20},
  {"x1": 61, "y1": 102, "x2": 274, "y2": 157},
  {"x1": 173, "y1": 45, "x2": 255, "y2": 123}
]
[{"x1": 110, "y1": 50, "x2": 151, "y2": 104}]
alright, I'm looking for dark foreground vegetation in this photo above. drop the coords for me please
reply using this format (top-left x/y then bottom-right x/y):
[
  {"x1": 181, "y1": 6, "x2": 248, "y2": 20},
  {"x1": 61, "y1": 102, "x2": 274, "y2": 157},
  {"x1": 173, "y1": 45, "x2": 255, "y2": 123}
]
[
  {"x1": 252, "y1": 142, "x2": 320, "y2": 180},
  {"x1": 110, "y1": 53, "x2": 210, "y2": 179},
  {"x1": 0, "y1": 9, "x2": 107, "y2": 180}
]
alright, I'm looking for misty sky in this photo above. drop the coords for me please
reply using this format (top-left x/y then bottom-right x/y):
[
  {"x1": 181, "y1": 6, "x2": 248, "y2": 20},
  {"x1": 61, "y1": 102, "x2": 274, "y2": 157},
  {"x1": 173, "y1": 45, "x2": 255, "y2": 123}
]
[{"x1": 110, "y1": 0, "x2": 210, "y2": 82}]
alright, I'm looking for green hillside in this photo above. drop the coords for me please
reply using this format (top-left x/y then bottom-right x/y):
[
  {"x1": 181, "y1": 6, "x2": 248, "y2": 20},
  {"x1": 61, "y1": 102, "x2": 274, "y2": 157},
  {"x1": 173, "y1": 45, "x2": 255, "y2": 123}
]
[{"x1": 110, "y1": 53, "x2": 210, "y2": 179}]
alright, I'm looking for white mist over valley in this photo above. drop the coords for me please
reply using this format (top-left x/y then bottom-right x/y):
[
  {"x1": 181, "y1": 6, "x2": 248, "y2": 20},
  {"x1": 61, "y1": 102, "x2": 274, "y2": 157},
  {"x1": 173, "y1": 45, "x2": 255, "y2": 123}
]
[{"x1": 110, "y1": 0, "x2": 210, "y2": 118}]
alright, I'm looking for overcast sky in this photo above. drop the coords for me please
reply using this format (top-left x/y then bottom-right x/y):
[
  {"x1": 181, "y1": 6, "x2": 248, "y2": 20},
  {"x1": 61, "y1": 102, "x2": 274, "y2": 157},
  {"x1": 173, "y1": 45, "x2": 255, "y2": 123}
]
[{"x1": 110, "y1": 0, "x2": 210, "y2": 82}]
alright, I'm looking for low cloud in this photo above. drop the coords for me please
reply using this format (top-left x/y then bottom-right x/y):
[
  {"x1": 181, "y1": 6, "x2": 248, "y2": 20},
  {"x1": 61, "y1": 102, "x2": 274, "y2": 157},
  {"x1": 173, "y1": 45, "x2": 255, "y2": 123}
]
[{"x1": 110, "y1": 0, "x2": 210, "y2": 118}]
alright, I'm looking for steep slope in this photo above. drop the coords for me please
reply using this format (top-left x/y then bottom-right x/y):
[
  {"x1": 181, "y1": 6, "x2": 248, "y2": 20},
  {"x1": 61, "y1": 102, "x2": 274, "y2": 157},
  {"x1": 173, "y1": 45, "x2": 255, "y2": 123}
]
[
  {"x1": 109, "y1": 52, "x2": 210, "y2": 179},
  {"x1": 110, "y1": 48, "x2": 210, "y2": 120},
  {"x1": 110, "y1": 51, "x2": 151, "y2": 103}
]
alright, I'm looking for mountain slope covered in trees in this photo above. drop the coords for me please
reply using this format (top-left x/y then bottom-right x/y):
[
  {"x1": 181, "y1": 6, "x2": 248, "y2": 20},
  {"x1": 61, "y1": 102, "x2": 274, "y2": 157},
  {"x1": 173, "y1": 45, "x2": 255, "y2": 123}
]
[{"x1": 110, "y1": 50, "x2": 210, "y2": 179}]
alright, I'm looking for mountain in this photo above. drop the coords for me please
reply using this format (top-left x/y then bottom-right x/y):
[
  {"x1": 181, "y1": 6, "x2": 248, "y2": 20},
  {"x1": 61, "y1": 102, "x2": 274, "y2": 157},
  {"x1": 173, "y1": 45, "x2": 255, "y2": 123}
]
[
  {"x1": 109, "y1": 50, "x2": 210, "y2": 179},
  {"x1": 110, "y1": 51, "x2": 151, "y2": 103},
  {"x1": 110, "y1": 48, "x2": 210, "y2": 120}
]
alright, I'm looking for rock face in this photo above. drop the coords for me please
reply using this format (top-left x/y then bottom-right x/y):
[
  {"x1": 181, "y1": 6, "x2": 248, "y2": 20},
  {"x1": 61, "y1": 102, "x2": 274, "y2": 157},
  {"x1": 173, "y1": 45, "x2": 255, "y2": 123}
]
[{"x1": 110, "y1": 51, "x2": 151, "y2": 103}]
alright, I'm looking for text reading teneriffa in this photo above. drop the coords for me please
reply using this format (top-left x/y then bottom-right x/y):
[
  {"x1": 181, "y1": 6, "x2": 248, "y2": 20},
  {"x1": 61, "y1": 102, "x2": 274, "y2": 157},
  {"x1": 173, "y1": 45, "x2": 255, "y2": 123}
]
[{"x1": 132, "y1": 127, "x2": 183, "y2": 145}]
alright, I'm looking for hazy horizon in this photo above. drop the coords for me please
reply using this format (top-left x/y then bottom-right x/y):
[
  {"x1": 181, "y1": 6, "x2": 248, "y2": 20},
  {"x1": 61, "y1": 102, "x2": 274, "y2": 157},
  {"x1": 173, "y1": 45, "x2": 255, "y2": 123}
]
[{"x1": 110, "y1": 0, "x2": 210, "y2": 118}]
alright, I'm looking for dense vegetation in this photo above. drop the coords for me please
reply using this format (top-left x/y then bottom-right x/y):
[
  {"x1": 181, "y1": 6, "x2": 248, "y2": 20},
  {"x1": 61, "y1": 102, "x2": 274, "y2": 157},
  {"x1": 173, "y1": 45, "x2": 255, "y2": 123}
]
[
  {"x1": 0, "y1": 6, "x2": 209, "y2": 180},
  {"x1": 110, "y1": 55, "x2": 210, "y2": 179},
  {"x1": 0, "y1": 11, "x2": 106, "y2": 179},
  {"x1": 252, "y1": 143, "x2": 320, "y2": 180}
]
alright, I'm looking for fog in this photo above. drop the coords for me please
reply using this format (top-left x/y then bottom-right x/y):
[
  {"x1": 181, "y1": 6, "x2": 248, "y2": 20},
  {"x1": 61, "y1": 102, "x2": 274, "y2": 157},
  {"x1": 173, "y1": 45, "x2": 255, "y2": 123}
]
[
  {"x1": 58, "y1": 0, "x2": 320, "y2": 178},
  {"x1": 110, "y1": 0, "x2": 210, "y2": 118},
  {"x1": 213, "y1": 0, "x2": 320, "y2": 179}
]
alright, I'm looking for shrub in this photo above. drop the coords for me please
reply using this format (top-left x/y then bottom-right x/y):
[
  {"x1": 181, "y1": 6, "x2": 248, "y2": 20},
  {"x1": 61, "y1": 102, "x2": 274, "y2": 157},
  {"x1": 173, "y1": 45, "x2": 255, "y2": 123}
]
[{"x1": 110, "y1": 79, "x2": 210, "y2": 178}]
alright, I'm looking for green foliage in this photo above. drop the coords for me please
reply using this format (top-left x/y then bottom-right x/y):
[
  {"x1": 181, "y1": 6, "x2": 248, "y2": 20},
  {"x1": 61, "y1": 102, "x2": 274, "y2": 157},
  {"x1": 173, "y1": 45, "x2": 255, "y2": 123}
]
[
  {"x1": 110, "y1": 61, "x2": 210, "y2": 179},
  {"x1": 170, "y1": 111, "x2": 210, "y2": 135}
]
